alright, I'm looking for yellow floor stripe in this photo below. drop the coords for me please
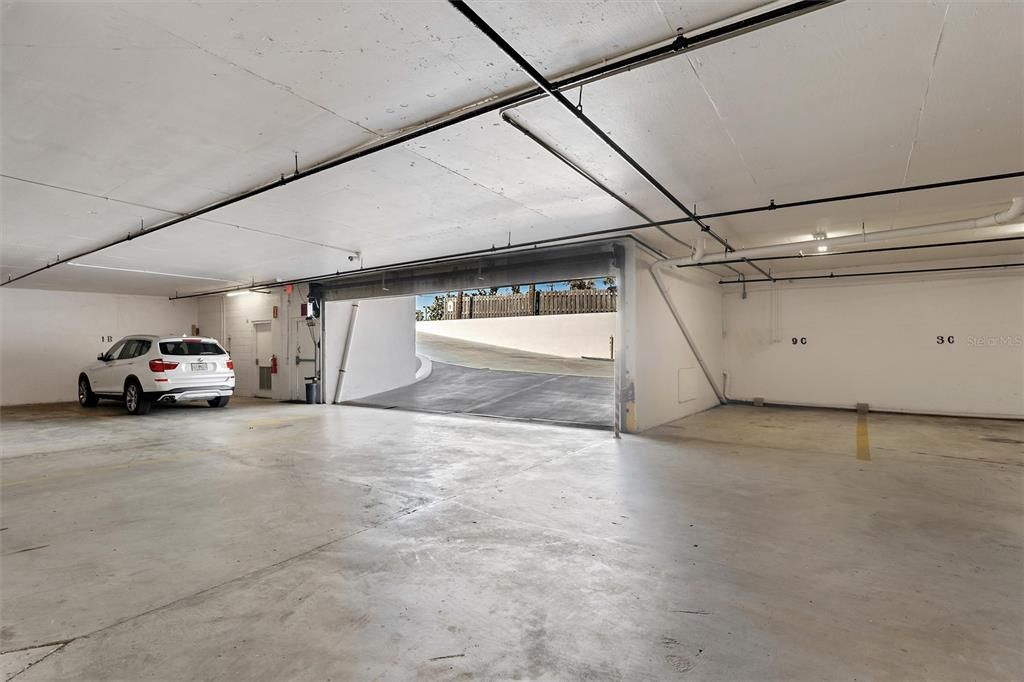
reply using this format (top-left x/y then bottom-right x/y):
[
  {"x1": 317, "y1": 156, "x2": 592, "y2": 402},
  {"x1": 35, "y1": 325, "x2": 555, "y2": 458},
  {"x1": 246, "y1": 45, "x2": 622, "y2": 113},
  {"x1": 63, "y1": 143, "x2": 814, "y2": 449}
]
[{"x1": 856, "y1": 413, "x2": 871, "y2": 461}]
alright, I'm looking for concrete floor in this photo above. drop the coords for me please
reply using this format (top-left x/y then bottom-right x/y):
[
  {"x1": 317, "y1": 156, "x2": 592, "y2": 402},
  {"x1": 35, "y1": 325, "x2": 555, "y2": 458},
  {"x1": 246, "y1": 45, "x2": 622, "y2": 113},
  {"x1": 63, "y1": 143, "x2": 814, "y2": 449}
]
[
  {"x1": 351, "y1": 361, "x2": 614, "y2": 428},
  {"x1": 352, "y1": 333, "x2": 614, "y2": 427},
  {"x1": 1, "y1": 399, "x2": 1022, "y2": 680}
]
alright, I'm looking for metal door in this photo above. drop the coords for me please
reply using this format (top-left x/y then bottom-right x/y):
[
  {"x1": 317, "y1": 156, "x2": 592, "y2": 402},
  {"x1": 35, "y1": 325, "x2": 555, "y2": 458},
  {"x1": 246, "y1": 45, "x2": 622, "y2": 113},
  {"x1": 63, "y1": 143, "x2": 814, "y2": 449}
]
[{"x1": 254, "y1": 322, "x2": 273, "y2": 397}]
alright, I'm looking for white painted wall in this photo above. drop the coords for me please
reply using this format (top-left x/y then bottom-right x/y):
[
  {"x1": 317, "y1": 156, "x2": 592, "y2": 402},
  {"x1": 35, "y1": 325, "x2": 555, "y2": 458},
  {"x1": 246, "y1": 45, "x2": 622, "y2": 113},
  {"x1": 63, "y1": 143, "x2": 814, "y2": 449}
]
[
  {"x1": 625, "y1": 250, "x2": 724, "y2": 431},
  {"x1": 723, "y1": 271, "x2": 1024, "y2": 419},
  {"x1": 323, "y1": 297, "x2": 418, "y2": 403},
  {"x1": 197, "y1": 291, "x2": 277, "y2": 398},
  {"x1": 197, "y1": 296, "x2": 225, "y2": 344},
  {"x1": 0, "y1": 288, "x2": 197, "y2": 405},
  {"x1": 417, "y1": 312, "x2": 616, "y2": 359},
  {"x1": 278, "y1": 284, "x2": 325, "y2": 402},
  {"x1": 198, "y1": 287, "x2": 320, "y2": 401}
]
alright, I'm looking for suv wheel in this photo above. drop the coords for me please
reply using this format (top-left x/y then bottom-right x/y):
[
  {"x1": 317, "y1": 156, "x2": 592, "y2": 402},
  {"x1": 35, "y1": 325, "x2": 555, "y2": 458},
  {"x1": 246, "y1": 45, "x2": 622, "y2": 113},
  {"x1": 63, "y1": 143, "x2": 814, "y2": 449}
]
[
  {"x1": 78, "y1": 376, "x2": 99, "y2": 407},
  {"x1": 124, "y1": 380, "x2": 151, "y2": 415},
  {"x1": 208, "y1": 396, "x2": 230, "y2": 408}
]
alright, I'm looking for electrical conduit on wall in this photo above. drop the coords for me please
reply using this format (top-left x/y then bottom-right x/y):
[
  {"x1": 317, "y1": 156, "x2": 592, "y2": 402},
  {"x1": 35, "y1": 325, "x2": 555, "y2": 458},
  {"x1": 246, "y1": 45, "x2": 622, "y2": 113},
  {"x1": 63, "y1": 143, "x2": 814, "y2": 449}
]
[
  {"x1": 648, "y1": 197, "x2": 1024, "y2": 408},
  {"x1": 649, "y1": 257, "x2": 727, "y2": 405},
  {"x1": 332, "y1": 303, "x2": 359, "y2": 404}
]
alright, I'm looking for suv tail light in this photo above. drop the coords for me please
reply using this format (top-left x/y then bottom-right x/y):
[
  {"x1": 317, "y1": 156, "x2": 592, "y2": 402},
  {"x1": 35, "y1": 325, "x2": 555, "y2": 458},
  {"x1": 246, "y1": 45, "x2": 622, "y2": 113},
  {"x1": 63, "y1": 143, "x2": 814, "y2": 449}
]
[
  {"x1": 226, "y1": 360, "x2": 234, "y2": 370},
  {"x1": 149, "y1": 359, "x2": 179, "y2": 373}
]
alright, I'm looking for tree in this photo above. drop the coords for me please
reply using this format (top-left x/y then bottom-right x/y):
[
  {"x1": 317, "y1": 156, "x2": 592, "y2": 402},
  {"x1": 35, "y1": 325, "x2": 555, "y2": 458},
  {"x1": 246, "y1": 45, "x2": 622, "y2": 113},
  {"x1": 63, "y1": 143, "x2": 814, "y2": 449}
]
[
  {"x1": 602, "y1": 276, "x2": 617, "y2": 293},
  {"x1": 568, "y1": 278, "x2": 596, "y2": 290},
  {"x1": 510, "y1": 284, "x2": 522, "y2": 294},
  {"x1": 423, "y1": 295, "x2": 447, "y2": 321}
]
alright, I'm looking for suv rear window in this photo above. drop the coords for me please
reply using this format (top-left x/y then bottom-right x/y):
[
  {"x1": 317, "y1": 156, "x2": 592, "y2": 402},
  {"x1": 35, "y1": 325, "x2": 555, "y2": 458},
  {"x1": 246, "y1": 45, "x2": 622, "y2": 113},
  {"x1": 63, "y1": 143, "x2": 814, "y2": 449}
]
[
  {"x1": 159, "y1": 340, "x2": 226, "y2": 356},
  {"x1": 119, "y1": 339, "x2": 151, "y2": 360}
]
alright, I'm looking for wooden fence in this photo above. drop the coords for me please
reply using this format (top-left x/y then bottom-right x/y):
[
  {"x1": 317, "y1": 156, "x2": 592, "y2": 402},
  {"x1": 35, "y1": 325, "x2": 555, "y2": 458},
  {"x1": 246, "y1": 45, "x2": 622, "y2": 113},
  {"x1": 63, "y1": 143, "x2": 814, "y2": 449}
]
[
  {"x1": 441, "y1": 290, "x2": 616, "y2": 320},
  {"x1": 539, "y1": 290, "x2": 616, "y2": 316}
]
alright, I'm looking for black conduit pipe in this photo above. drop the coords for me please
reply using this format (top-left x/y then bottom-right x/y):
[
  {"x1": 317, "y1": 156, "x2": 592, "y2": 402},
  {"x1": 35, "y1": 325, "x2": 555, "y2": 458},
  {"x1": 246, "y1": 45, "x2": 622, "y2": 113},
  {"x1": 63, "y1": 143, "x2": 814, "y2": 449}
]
[
  {"x1": 500, "y1": 112, "x2": 747, "y2": 280},
  {"x1": 501, "y1": 113, "x2": 667, "y2": 238},
  {"x1": 674, "y1": 234, "x2": 1024, "y2": 267},
  {"x1": 450, "y1": 0, "x2": 775, "y2": 281},
  {"x1": 718, "y1": 261, "x2": 1024, "y2": 284},
  {"x1": 3, "y1": 1, "x2": 839, "y2": 288},
  {"x1": 170, "y1": 220, "x2": 1024, "y2": 301},
  {"x1": 170, "y1": 172, "x2": 1024, "y2": 300},
  {"x1": 452, "y1": 170, "x2": 1024, "y2": 249},
  {"x1": 509, "y1": 0, "x2": 845, "y2": 110},
  {"x1": 694, "y1": 170, "x2": 1024, "y2": 223},
  {"x1": 506, "y1": 171, "x2": 1024, "y2": 240},
  {"x1": 169, "y1": 234, "x2": 660, "y2": 300}
]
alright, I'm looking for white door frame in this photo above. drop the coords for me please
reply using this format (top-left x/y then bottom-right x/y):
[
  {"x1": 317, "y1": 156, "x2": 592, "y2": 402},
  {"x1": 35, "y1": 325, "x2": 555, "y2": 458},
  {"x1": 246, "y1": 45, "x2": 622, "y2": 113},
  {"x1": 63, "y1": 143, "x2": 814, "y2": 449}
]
[
  {"x1": 293, "y1": 317, "x2": 319, "y2": 401},
  {"x1": 253, "y1": 320, "x2": 273, "y2": 398}
]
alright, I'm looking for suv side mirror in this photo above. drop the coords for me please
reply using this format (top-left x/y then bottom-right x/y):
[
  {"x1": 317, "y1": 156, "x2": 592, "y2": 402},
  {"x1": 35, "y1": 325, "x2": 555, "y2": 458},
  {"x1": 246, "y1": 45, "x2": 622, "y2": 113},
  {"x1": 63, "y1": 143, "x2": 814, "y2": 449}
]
[{"x1": 97, "y1": 353, "x2": 106, "y2": 361}]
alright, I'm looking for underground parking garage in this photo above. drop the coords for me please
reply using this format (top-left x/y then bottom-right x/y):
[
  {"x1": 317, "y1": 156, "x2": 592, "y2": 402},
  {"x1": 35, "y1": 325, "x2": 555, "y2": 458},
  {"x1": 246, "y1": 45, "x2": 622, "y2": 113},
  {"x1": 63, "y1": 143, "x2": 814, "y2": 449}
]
[{"x1": 1, "y1": 0, "x2": 1023, "y2": 679}]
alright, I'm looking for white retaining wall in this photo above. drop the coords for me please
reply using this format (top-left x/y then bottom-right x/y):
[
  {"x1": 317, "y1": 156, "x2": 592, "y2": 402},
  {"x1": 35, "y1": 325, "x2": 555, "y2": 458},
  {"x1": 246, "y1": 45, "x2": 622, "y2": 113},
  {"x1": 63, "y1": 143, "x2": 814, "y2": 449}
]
[{"x1": 417, "y1": 312, "x2": 616, "y2": 359}]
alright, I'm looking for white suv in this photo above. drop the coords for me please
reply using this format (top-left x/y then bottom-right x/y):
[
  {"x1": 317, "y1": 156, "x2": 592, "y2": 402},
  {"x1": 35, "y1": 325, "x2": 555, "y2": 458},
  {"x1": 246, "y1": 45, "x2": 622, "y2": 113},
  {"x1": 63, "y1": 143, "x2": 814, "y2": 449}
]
[{"x1": 78, "y1": 335, "x2": 236, "y2": 415}]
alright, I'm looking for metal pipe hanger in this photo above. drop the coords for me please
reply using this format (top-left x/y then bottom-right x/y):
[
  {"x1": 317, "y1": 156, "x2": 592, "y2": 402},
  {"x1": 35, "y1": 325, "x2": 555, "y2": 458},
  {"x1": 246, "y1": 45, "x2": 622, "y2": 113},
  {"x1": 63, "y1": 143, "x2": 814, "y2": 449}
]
[
  {"x1": 499, "y1": 112, "x2": 747, "y2": 280},
  {"x1": 719, "y1": 262, "x2": 1024, "y2": 284},
  {"x1": 449, "y1": 0, "x2": 776, "y2": 281},
  {"x1": 520, "y1": 171, "x2": 1024, "y2": 238},
  {"x1": 3, "y1": 0, "x2": 839, "y2": 288},
  {"x1": 674, "y1": 233, "x2": 1024, "y2": 267},
  {"x1": 169, "y1": 177, "x2": 1024, "y2": 300},
  {"x1": 683, "y1": 198, "x2": 1024, "y2": 266}
]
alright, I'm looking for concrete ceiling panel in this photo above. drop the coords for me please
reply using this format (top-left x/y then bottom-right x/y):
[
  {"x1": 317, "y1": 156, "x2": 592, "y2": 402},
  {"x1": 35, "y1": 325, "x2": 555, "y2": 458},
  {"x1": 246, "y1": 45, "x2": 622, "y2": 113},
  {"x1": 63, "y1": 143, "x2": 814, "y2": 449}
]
[
  {"x1": 117, "y1": 1, "x2": 533, "y2": 134},
  {"x1": 901, "y1": 1, "x2": 1024, "y2": 184},
  {"x1": 2, "y1": 0, "x2": 1022, "y2": 294}
]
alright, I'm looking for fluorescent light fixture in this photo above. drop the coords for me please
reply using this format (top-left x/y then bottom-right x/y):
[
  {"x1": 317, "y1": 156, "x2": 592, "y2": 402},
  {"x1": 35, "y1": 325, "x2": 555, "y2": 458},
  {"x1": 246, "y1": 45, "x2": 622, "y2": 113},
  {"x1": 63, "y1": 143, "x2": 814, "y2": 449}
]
[
  {"x1": 226, "y1": 289, "x2": 274, "y2": 296},
  {"x1": 67, "y1": 262, "x2": 239, "y2": 283},
  {"x1": 812, "y1": 230, "x2": 828, "y2": 252}
]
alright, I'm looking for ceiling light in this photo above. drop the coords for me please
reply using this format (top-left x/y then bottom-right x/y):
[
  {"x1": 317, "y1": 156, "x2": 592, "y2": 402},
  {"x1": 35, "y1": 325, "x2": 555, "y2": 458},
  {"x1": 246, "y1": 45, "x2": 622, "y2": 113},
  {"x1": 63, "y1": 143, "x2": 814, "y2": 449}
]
[
  {"x1": 226, "y1": 290, "x2": 254, "y2": 297},
  {"x1": 67, "y1": 262, "x2": 240, "y2": 282},
  {"x1": 812, "y1": 230, "x2": 828, "y2": 252}
]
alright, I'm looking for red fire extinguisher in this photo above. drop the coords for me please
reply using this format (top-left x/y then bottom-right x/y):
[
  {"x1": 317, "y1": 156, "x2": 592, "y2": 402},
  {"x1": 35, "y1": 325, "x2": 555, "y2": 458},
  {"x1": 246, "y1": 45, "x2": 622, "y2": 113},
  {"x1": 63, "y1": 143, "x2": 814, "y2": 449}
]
[{"x1": 270, "y1": 354, "x2": 278, "y2": 375}]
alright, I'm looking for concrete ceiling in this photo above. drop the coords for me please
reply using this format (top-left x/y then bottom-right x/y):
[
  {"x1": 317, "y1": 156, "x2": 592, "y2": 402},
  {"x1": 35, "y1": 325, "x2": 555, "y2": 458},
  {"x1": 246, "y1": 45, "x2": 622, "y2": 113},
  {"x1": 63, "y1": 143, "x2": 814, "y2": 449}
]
[{"x1": 2, "y1": 0, "x2": 1022, "y2": 296}]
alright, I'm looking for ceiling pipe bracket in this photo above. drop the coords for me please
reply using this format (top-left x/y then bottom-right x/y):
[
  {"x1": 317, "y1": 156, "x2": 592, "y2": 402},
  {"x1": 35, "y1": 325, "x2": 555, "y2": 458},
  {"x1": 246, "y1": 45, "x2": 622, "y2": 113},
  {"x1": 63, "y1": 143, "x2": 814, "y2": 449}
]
[{"x1": 680, "y1": 197, "x2": 1024, "y2": 267}]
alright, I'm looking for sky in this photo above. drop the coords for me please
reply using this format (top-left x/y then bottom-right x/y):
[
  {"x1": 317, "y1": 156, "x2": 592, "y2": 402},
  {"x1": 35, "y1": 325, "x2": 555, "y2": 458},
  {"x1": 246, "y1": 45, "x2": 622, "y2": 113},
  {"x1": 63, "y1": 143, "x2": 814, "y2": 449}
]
[{"x1": 414, "y1": 278, "x2": 615, "y2": 312}]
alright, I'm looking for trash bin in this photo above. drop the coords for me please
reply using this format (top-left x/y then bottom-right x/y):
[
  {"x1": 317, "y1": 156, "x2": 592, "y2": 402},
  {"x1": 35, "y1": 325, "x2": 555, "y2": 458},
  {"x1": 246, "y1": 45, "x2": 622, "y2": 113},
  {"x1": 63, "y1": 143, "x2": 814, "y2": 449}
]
[{"x1": 304, "y1": 377, "x2": 320, "y2": 404}]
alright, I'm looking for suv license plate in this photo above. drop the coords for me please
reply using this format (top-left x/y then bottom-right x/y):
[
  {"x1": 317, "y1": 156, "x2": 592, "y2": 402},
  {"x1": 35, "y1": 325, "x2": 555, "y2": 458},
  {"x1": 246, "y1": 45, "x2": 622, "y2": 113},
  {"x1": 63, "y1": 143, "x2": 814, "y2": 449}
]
[{"x1": 191, "y1": 362, "x2": 209, "y2": 371}]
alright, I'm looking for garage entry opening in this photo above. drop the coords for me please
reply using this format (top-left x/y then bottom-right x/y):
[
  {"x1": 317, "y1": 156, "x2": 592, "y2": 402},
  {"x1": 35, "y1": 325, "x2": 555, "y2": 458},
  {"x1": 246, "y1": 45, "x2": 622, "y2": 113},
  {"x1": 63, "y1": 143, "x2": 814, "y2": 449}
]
[
  {"x1": 349, "y1": 278, "x2": 617, "y2": 429},
  {"x1": 309, "y1": 241, "x2": 624, "y2": 429}
]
